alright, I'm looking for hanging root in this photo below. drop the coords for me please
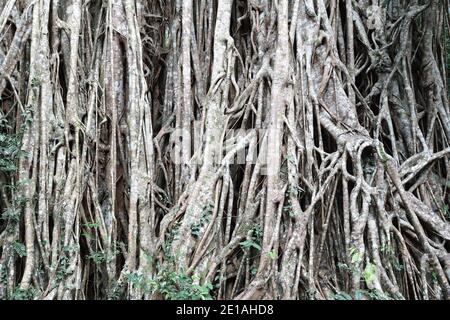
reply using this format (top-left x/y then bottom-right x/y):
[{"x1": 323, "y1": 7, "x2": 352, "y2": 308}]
[{"x1": 0, "y1": 0, "x2": 449, "y2": 300}]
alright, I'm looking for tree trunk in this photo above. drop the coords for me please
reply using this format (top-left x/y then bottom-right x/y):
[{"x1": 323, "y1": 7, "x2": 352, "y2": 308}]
[{"x1": 0, "y1": 0, "x2": 449, "y2": 300}]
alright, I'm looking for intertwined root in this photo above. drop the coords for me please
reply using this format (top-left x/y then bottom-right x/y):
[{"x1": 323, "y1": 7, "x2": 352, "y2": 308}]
[{"x1": 0, "y1": 0, "x2": 449, "y2": 300}]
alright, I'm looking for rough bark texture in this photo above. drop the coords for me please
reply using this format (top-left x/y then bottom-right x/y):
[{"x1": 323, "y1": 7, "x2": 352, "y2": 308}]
[{"x1": 0, "y1": 0, "x2": 449, "y2": 300}]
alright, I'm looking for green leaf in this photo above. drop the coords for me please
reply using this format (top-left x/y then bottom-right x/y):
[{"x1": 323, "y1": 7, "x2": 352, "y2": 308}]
[
  {"x1": 239, "y1": 240, "x2": 261, "y2": 251},
  {"x1": 441, "y1": 204, "x2": 449, "y2": 218},
  {"x1": 83, "y1": 222, "x2": 101, "y2": 229},
  {"x1": 268, "y1": 250, "x2": 277, "y2": 260},
  {"x1": 334, "y1": 292, "x2": 352, "y2": 300},
  {"x1": 12, "y1": 241, "x2": 27, "y2": 257},
  {"x1": 350, "y1": 250, "x2": 362, "y2": 264},
  {"x1": 363, "y1": 263, "x2": 377, "y2": 286},
  {"x1": 354, "y1": 290, "x2": 367, "y2": 300}
]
